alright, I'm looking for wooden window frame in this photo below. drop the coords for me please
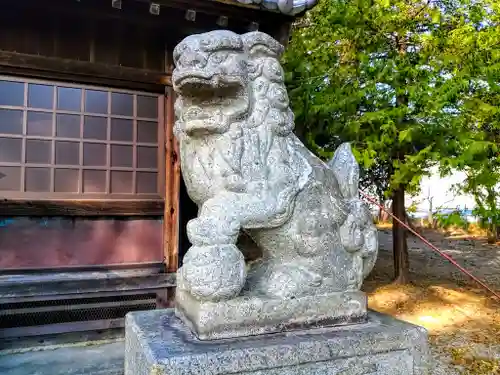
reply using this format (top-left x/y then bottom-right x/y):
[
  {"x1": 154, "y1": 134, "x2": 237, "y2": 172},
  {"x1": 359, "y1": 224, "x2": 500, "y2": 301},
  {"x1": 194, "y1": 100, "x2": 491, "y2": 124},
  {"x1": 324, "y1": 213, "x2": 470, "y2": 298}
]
[
  {"x1": 0, "y1": 51, "x2": 170, "y2": 94},
  {"x1": 0, "y1": 75, "x2": 166, "y2": 216}
]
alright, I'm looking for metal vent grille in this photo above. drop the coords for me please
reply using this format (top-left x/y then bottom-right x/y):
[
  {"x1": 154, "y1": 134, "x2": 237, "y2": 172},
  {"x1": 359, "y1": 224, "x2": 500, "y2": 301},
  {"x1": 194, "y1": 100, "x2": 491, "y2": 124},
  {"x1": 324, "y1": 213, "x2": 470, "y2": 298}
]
[
  {"x1": 0, "y1": 293, "x2": 156, "y2": 329},
  {"x1": 1, "y1": 293, "x2": 155, "y2": 310},
  {"x1": 0, "y1": 293, "x2": 157, "y2": 349},
  {"x1": 0, "y1": 266, "x2": 174, "y2": 343}
]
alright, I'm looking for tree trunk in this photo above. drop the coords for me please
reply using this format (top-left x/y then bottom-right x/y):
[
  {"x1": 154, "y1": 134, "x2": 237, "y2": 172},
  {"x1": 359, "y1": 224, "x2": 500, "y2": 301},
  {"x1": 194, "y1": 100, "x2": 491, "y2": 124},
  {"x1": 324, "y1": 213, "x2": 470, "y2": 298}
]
[
  {"x1": 486, "y1": 187, "x2": 498, "y2": 243},
  {"x1": 427, "y1": 197, "x2": 434, "y2": 227},
  {"x1": 378, "y1": 200, "x2": 391, "y2": 222},
  {"x1": 487, "y1": 223, "x2": 498, "y2": 244},
  {"x1": 404, "y1": 212, "x2": 419, "y2": 236},
  {"x1": 392, "y1": 186, "x2": 410, "y2": 284}
]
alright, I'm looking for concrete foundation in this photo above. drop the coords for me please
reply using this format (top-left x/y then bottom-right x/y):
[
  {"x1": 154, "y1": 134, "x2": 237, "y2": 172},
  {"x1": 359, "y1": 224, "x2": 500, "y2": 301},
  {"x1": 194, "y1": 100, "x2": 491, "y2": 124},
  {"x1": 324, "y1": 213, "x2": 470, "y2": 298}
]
[
  {"x1": 125, "y1": 309, "x2": 430, "y2": 375},
  {"x1": 0, "y1": 341, "x2": 124, "y2": 375}
]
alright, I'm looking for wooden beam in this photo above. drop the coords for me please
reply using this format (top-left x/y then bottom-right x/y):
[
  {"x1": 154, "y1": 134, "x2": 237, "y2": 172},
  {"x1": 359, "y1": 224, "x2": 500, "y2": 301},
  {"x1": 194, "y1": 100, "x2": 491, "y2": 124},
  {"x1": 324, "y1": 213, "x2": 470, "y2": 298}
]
[
  {"x1": 0, "y1": 199, "x2": 164, "y2": 216},
  {"x1": 163, "y1": 84, "x2": 180, "y2": 273},
  {"x1": 0, "y1": 318, "x2": 125, "y2": 338},
  {"x1": 164, "y1": 87, "x2": 173, "y2": 271},
  {"x1": 8, "y1": 0, "x2": 293, "y2": 35},
  {"x1": 167, "y1": 47, "x2": 181, "y2": 274},
  {"x1": 163, "y1": 50, "x2": 176, "y2": 273},
  {"x1": 0, "y1": 269, "x2": 176, "y2": 302},
  {"x1": 171, "y1": 104, "x2": 181, "y2": 273},
  {"x1": 0, "y1": 288, "x2": 166, "y2": 304},
  {"x1": 0, "y1": 50, "x2": 170, "y2": 93},
  {"x1": 0, "y1": 261, "x2": 165, "y2": 274},
  {"x1": 134, "y1": 0, "x2": 293, "y2": 23}
]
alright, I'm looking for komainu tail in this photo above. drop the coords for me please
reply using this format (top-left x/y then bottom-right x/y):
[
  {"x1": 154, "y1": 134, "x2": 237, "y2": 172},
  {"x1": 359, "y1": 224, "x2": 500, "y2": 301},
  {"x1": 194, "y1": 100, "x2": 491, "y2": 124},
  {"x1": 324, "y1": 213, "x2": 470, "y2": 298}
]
[
  {"x1": 328, "y1": 142, "x2": 378, "y2": 280},
  {"x1": 327, "y1": 143, "x2": 360, "y2": 200}
]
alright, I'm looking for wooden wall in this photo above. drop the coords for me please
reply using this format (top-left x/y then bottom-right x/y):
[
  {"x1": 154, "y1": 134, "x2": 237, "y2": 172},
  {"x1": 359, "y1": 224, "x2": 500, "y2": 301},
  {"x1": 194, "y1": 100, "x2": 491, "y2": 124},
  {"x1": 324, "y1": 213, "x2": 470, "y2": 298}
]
[
  {"x1": 0, "y1": 217, "x2": 163, "y2": 269},
  {"x1": 0, "y1": 1, "x2": 170, "y2": 270},
  {"x1": 0, "y1": 8, "x2": 165, "y2": 71},
  {"x1": 0, "y1": 0, "x2": 293, "y2": 271},
  {"x1": 0, "y1": 0, "x2": 169, "y2": 92},
  {"x1": 0, "y1": 0, "x2": 295, "y2": 340}
]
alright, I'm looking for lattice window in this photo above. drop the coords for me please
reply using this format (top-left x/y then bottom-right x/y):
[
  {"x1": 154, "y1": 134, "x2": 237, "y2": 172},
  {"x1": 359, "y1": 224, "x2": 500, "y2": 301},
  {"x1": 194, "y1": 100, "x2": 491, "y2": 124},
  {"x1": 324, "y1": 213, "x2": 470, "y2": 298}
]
[{"x1": 0, "y1": 76, "x2": 164, "y2": 200}]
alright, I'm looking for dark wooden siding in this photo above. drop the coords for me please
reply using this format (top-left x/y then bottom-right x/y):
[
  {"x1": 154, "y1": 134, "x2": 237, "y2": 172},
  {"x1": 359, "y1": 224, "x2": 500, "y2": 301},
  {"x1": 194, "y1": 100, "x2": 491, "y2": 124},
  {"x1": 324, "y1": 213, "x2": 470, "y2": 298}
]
[
  {"x1": 0, "y1": 217, "x2": 163, "y2": 269},
  {"x1": 0, "y1": 2, "x2": 169, "y2": 270},
  {"x1": 0, "y1": 2, "x2": 166, "y2": 70},
  {"x1": 0, "y1": 0, "x2": 169, "y2": 93},
  {"x1": 0, "y1": 0, "x2": 294, "y2": 339},
  {"x1": 0, "y1": 0, "x2": 292, "y2": 271}
]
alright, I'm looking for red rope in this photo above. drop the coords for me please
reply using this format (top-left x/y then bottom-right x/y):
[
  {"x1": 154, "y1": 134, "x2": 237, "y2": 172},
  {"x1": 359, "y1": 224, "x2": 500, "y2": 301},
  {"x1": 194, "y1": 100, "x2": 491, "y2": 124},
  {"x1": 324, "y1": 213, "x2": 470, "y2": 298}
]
[{"x1": 359, "y1": 190, "x2": 500, "y2": 301}]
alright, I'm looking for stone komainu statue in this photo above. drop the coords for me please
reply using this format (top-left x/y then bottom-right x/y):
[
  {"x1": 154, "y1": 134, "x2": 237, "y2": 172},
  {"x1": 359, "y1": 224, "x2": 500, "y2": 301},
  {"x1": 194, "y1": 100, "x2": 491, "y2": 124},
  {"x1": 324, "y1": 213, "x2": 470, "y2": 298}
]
[
  {"x1": 172, "y1": 30, "x2": 378, "y2": 303},
  {"x1": 126, "y1": 31, "x2": 428, "y2": 375}
]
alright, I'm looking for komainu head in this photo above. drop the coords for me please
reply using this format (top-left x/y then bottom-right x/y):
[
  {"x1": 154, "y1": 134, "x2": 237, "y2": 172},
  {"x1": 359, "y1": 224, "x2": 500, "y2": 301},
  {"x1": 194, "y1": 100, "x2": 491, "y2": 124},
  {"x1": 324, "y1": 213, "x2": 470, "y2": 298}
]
[
  {"x1": 173, "y1": 30, "x2": 248, "y2": 96},
  {"x1": 172, "y1": 30, "x2": 294, "y2": 138}
]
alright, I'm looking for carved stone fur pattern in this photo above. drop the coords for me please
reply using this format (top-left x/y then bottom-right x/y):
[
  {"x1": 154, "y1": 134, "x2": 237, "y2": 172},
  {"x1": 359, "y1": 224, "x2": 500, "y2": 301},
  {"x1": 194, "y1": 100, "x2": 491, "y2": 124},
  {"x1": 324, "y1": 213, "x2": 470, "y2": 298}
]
[{"x1": 172, "y1": 30, "x2": 378, "y2": 303}]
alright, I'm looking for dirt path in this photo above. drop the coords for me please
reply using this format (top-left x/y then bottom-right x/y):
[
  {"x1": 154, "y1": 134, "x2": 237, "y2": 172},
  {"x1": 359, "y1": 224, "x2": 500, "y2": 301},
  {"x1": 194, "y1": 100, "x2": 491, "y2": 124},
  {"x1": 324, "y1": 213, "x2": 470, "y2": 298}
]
[{"x1": 362, "y1": 227, "x2": 500, "y2": 374}]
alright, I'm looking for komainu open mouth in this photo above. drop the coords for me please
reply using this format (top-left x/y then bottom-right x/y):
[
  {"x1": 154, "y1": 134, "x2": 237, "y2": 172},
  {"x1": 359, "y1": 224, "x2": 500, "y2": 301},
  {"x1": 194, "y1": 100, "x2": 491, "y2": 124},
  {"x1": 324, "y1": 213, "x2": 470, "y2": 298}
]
[{"x1": 173, "y1": 72, "x2": 244, "y2": 96}]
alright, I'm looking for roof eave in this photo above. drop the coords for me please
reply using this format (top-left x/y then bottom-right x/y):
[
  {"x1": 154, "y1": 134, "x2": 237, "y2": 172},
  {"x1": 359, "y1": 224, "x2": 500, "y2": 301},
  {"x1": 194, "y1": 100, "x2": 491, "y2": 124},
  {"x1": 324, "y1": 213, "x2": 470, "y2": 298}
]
[
  {"x1": 216, "y1": 0, "x2": 318, "y2": 16},
  {"x1": 278, "y1": 0, "x2": 318, "y2": 16}
]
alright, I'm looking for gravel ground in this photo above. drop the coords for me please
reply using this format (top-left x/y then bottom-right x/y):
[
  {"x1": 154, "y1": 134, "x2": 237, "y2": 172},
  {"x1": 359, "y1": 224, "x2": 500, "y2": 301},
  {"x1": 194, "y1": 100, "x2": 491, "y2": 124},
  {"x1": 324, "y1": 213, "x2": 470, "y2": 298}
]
[{"x1": 363, "y1": 227, "x2": 500, "y2": 374}]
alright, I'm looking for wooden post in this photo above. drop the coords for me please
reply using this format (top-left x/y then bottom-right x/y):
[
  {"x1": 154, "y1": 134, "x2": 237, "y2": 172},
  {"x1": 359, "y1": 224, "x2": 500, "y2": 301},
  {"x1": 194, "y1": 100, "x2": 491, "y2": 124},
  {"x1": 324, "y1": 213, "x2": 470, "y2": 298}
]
[
  {"x1": 275, "y1": 21, "x2": 293, "y2": 47},
  {"x1": 163, "y1": 91, "x2": 179, "y2": 274},
  {"x1": 158, "y1": 52, "x2": 180, "y2": 308},
  {"x1": 163, "y1": 52, "x2": 180, "y2": 275}
]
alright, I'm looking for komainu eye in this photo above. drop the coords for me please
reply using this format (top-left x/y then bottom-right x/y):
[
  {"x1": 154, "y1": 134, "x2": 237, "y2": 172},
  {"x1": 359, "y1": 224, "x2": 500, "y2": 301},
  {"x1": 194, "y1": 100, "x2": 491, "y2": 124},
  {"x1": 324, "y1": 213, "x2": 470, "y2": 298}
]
[{"x1": 211, "y1": 52, "x2": 227, "y2": 64}]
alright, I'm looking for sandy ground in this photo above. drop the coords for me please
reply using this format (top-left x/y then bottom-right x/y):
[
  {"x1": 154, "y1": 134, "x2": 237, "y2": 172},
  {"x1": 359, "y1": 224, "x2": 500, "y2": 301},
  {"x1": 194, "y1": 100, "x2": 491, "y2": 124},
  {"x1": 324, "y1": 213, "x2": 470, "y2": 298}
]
[{"x1": 363, "y1": 226, "x2": 500, "y2": 374}]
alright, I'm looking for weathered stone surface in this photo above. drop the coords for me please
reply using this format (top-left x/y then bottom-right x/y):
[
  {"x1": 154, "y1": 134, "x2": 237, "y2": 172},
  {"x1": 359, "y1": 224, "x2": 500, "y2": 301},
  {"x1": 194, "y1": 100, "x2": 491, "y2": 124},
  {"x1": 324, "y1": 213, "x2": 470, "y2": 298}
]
[
  {"x1": 177, "y1": 244, "x2": 247, "y2": 302},
  {"x1": 175, "y1": 289, "x2": 367, "y2": 340},
  {"x1": 125, "y1": 309, "x2": 430, "y2": 375},
  {"x1": 171, "y1": 29, "x2": 382, "y2": 339},
  {"x1": 172, "y1": 29, "x2": 379, "y2": 335},
  {"x1": 0, "y1": 341, "x2": 124, "y2": 375}
]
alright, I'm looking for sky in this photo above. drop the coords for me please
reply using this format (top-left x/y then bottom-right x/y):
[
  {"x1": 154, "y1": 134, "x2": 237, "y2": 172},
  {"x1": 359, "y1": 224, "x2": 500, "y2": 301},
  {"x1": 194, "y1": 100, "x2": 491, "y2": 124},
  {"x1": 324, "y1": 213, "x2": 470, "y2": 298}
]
[{"x1": 407, "y1": 166, "x2": 477, "y2": 214}]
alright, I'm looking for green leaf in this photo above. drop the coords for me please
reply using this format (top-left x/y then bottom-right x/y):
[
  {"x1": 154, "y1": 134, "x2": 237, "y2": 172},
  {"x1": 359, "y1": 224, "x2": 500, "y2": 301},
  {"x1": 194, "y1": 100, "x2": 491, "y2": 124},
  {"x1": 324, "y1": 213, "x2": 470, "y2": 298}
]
[{"x1": 398, "y1": 129, "x2": 412, "y2": 142}]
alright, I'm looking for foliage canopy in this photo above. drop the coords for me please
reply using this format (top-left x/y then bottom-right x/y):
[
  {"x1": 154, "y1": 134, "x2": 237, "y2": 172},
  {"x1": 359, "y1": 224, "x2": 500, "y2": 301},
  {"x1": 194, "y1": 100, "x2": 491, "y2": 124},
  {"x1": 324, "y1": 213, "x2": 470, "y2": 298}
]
[
  {"x1": 283, "y1": 0, "x2": 499, "y2": 198},
  {"x1": 283, "y1": 0, "x2": 500, "y2": 276}
]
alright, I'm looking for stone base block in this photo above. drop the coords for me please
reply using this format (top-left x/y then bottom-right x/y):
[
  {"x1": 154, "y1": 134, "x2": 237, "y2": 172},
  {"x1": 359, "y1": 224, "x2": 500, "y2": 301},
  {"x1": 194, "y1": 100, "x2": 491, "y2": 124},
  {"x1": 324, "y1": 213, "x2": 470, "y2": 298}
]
[
  {"x1": 125, "y1": 309, "x2": 430, "y2": 375},
  {"x1": 175, "y1": 289, "x2": 367, "y2": 340}
]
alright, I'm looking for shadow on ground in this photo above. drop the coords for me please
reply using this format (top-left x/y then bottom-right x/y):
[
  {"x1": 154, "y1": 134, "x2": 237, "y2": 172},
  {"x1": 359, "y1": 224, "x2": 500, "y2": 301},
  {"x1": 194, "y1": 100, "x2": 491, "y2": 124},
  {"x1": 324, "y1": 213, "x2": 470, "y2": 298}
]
[{"x1": 362, "y1": 227, "x2": 500, "y2": 374}]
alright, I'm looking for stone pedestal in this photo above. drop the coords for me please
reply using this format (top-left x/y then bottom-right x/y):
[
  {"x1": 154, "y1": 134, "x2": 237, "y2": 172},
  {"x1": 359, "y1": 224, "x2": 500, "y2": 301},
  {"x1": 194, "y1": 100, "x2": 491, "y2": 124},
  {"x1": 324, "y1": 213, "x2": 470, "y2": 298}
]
[
  {"x1": 125, "y1": 309, "x2": 430, "y2": 375},
  {"x1": 175, "y1": 289, "x2": 368, "y2": 340}
]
